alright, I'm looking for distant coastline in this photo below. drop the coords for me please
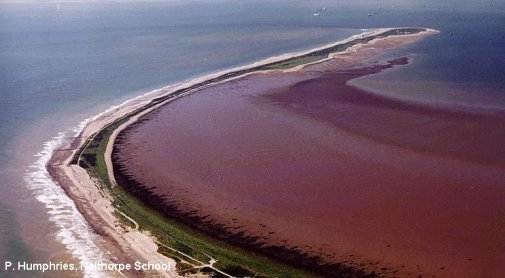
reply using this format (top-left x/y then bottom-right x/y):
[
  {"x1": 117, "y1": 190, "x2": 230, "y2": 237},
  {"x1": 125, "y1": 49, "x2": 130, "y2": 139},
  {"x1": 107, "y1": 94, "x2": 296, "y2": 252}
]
[{"x1": 47, "y1": 27, "x2": 437, "y2": 277}]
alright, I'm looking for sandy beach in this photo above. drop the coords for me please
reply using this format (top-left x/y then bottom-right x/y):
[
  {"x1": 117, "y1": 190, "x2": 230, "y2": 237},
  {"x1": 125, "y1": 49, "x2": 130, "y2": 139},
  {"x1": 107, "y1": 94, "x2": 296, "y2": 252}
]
[{"x1": 48, "y1": 28, "x2": 438, "y2": 277}]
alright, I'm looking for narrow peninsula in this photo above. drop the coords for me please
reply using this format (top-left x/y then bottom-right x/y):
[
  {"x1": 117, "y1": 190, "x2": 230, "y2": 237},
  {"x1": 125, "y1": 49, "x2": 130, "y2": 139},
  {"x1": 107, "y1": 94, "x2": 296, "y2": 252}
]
[{"x1": 48, "y1": 27, "x2": 440, "y2": 278}]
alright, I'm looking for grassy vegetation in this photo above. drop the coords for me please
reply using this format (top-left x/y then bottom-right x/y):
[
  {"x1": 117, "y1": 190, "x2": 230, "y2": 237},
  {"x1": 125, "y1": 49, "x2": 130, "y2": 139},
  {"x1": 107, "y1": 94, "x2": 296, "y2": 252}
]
[
  {"x1": 72, "y1": 27, "x2": 426, "y2": 277},
  {"x1": 142, "y1": 28, "x2": 426, "y2": 107},
  {"x1": 112, "y1": 184, "x2": 317, "y2": 277},
  {"x1": 261, "y1": 56, "x2": 323, "y2": 70},
  {"x1": 76, "y1": 118, "x2": 319, "y2": 277},
  {"x1": 257, "y1": 28, "x2": 425, "y2": 71},
  {"x1": 77, "y1": 116, "x2": 129, "y2": 183}
]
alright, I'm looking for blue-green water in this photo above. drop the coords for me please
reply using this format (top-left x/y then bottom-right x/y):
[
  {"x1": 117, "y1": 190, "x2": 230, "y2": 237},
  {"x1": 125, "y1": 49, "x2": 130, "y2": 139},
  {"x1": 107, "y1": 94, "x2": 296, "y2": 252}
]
[{"x1": 0, "y1": 1, "x2": 504, "y2": 277}]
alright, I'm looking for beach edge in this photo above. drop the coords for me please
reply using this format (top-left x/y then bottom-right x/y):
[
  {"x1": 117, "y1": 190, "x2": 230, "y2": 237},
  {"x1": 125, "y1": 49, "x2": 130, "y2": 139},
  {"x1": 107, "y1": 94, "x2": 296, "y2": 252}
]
[{"x1": 47, "y1": 27, "x2": 437, "y2": 277}]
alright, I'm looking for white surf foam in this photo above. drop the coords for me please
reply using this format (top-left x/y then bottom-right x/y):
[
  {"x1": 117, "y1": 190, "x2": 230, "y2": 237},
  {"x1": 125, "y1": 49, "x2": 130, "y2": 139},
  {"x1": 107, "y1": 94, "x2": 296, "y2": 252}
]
[
  {"x1": 21, "y1": 28, "x2": 393, "y2": 277},
  {"x1": 24, "y1": 131, "x2": 110, "y2": 277},
  {"x1": 21, "y1": 82, "x2": 184, "y2": 278}
]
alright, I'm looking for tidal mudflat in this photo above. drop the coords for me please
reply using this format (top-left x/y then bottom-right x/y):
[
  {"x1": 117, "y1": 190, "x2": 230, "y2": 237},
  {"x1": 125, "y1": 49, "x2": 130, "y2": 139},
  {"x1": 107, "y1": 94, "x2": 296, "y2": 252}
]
[{"x1": 110, "y1": 30, "x2": 505, "y2": 277}]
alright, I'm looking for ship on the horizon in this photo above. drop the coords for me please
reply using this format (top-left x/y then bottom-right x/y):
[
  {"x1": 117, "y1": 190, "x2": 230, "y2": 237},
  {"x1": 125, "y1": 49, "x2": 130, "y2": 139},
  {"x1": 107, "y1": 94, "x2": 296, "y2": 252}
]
[{"x1": 313, "y1": 7, "x2": 326, "y2": 16}]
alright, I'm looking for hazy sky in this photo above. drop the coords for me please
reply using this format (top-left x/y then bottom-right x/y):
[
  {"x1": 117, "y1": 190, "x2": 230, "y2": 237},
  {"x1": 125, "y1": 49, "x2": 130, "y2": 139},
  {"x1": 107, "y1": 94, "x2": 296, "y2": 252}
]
[
  {"x1": 295, "y1": 0, "x2": 504, "y2": 12},
  {"x1": 0, "y1": 0, "x2": 503, "y2": 13}
]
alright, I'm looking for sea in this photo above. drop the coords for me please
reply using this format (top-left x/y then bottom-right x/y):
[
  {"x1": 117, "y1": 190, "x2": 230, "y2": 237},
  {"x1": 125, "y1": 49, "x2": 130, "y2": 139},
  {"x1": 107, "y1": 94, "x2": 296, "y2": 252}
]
[{"x1": 0, "y1": 1, "x2": 504, "y2": 277}]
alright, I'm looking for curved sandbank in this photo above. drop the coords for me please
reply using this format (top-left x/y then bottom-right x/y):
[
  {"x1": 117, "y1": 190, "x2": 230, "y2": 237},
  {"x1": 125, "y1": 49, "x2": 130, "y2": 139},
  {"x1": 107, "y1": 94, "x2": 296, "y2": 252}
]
[{"x1": 48, "y1": 27, "x2": 438, "y2": 277}]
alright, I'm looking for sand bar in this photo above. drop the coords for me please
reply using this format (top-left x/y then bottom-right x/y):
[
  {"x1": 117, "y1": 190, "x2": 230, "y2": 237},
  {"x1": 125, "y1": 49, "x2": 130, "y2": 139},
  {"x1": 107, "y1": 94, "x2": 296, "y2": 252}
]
[{"x1": 48, "y1": 27, "x2": 438, "y2": 277}]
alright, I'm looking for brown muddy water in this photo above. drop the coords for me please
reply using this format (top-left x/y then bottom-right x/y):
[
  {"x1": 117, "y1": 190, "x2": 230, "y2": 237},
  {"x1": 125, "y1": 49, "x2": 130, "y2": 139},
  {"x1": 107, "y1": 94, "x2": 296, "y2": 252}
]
[{"x1": 113, "y1": 56, "x2": 505, "y2": 277}]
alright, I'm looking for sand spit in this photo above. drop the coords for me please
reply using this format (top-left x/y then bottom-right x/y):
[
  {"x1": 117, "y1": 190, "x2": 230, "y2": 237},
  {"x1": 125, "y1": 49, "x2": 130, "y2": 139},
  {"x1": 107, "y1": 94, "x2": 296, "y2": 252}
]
[{"x1": 47, "y1": 28, "x2": 436, "y2": 277}]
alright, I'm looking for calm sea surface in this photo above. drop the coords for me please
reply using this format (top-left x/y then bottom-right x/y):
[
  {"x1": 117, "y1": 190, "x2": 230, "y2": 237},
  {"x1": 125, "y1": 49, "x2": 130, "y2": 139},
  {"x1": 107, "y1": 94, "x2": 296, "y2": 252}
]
[{"x1": 0, "y1": 1, "x2": 504, "y2": 277}]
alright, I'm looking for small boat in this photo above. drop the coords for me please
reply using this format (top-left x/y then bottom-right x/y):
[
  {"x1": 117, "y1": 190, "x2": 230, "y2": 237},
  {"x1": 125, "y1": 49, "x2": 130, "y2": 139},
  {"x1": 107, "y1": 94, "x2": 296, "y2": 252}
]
[{"x1": 313, "y1": 7, "x2": 325, "y2": 16}]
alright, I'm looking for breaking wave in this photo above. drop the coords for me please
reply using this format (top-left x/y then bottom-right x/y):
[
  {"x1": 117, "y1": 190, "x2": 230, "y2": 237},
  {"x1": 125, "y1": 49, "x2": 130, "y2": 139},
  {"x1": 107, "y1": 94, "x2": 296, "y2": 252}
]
[
  {"x1": 24, "y1": 130, "x2": 110, "y2": 277},
  {"x1": 22, "y1": 83, "x2": 180, "y2": 277}
]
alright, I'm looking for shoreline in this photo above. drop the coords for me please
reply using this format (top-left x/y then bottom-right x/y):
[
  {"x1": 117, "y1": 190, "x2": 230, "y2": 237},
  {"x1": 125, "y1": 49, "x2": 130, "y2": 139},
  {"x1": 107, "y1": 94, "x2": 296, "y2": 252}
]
[{"x1": 47, "y1": 27, "x2": 437, "y2": 277}]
